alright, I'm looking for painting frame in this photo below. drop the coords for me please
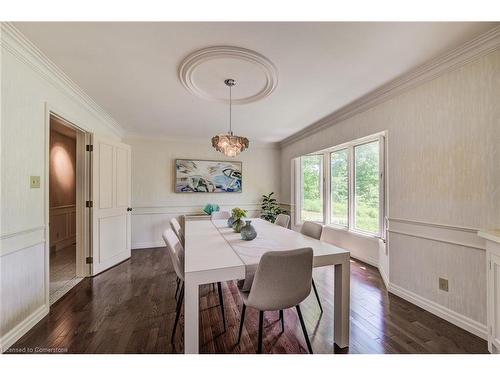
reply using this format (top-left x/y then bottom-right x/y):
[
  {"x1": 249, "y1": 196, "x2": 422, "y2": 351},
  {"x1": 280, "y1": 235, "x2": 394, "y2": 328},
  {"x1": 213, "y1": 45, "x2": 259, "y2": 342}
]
[{"x1": 174, "y1": 158, "x2": 243, "y2": 193}]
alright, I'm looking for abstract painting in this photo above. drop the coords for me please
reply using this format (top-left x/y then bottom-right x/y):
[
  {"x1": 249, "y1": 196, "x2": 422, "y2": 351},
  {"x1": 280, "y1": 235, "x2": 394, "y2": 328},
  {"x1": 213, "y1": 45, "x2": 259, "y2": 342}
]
[{"x1": 175, "y1": 159, "x2": 242, "y2": 193}]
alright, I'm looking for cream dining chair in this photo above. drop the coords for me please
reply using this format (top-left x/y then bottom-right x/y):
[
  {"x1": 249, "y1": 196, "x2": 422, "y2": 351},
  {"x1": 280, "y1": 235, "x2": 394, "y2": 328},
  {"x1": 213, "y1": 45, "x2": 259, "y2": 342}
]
[
  {"x1": 170, "y1": 217, "x2": 184, "y2": 245},
  {"x1": 163, "y1": 228, "x2": 227, "y2": 343},
  {"x1": 170, "y1": 217, "x2": 184, "y2": 300},
  {"x1": 300, "y1": 221, "x2": 324, "y2": 313},
  {"x1": 274, "y1": 213, "x2": 290, "y2": 228},
  {"x1": 237, "y1": 248, "x2": 314, "y2": 354}
]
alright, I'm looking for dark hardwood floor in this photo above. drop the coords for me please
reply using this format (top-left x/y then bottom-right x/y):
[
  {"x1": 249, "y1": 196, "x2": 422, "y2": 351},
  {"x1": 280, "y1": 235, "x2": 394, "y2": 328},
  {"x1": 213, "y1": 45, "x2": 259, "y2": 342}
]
[{"x1": 7, "y1": 247, "x2": 488, "y2": 354}]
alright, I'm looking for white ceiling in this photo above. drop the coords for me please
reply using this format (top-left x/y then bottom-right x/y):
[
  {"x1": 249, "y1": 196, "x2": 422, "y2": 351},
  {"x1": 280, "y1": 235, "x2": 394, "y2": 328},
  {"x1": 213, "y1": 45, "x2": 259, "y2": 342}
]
[{"x1": 14, "y1": 22, "x2": 498, "y2": 143}]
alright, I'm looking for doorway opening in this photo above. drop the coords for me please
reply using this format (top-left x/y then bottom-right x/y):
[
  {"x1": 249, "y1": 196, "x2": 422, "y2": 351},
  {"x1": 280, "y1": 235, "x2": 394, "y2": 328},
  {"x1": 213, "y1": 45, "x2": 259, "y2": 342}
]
[{"x1": 48, "y1": 114, "x2": 89, "y2": 304}]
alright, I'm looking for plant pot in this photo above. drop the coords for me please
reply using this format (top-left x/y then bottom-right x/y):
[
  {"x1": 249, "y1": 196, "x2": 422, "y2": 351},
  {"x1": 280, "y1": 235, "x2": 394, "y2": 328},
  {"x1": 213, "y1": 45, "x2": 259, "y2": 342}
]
[
  {"x1": 232, "y1": 219, "x2": 245, "y2": 233},
  {"x1": 240, "y1": 220, "x2": 257, "y2": 241},
  {"x1": 227, "y1": 216, "x2": 235, "y2": 228}
]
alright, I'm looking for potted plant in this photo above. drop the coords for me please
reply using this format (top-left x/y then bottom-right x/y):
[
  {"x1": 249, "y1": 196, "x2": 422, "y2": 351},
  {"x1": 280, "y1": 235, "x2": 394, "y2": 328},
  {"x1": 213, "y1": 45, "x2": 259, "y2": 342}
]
[
  {"x1": 231, "y1": 207, "x2": 247, "y2": 233},
  {"x1": 260, "y1": 192, "x2": 284, "y2": 223}
]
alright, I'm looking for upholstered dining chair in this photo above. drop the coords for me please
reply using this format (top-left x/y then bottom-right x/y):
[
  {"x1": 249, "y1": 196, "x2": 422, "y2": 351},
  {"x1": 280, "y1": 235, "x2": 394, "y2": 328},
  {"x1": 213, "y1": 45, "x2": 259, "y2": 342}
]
[
  {"x1": 274, "y1": 213, "x2": 290, "y2": 228},
  {"x1": 237, "y1": 247, "x2": 314, "y2": 354},
  {"x1": 300, "y1": 221, "x2": 324, "y2": 313},
  {"x1": 162, "y1": 228, "x2": 226, "y2": 343},
  {"x1": 169, "y1": 217, "x2": 184, "y2": 300},
  {"x1": 170, "y1": 217, "x2": 184, "y2": 245},
  {"x1": 211, "y1": 210, "x2": 231, "y2": 220}
]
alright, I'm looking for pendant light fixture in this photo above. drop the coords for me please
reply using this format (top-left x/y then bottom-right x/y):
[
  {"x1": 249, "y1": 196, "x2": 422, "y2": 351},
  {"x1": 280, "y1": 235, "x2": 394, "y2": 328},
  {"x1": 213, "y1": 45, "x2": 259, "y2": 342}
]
[{"x1": 211, "y1": 79, "x2": 249, "y2": 157}]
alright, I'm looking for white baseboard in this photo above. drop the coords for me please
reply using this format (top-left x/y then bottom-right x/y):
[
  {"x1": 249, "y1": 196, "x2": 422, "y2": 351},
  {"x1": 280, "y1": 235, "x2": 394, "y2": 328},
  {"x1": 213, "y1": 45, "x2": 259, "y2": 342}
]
[
  {"x1": 0, "y1": 304, "x2": 49, "y2": 353},
  {"x1": 379, "y1": 265, "x2": 390, "y2": 289},
  {"x1": 350, "y1": 252, "x2": 379, "y2": 268},
  {"x1": 132, "y1": 241, "x2": 165, "y2": 250},
  {"x1": 388, "y1": 283, "x2": 487, "y2": 340}
]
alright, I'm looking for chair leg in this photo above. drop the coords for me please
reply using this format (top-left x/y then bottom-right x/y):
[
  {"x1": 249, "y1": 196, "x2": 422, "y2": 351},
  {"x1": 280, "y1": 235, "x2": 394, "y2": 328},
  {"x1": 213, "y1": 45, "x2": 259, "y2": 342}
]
[
  {"x1": 257, "y1": 311, "x2": 264, "y2": 354},
  {"x1": 279, "y1": 310, "x2": 284, "y2": 333},
  {"x1": 295, "y1": 305, "x2": 313, "y2": 354},
  {"x1": 217, "y1": 282, "x2": 226, "y2": 331},
  {"x1": 171, "y1": 283, "x2": 184, "y2": 343},
  {"x1": 237, "y1": 304, "x2": 247, "y2": 344},
  {"x1": 175, "y1": 277, "x2": 180, "y2": 300},
  {"x1": 311, "y1": 278, "x2": 323, "y2": 313}
]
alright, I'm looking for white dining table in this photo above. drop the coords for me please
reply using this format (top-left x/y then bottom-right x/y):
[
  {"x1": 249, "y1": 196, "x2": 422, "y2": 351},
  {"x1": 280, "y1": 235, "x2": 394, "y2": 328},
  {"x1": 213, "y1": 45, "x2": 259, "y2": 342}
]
[{"x1": 183, "y1": 217, "x2": 351, "y2": 354}]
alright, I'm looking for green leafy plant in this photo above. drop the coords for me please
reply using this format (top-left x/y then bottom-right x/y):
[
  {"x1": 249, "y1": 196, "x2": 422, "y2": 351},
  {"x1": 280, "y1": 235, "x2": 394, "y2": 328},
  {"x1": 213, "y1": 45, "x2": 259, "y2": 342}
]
[
  {"x1": 231, "y1": 207, "x2": 247, "y2": 220},
  {"x1": 260, "y1": 192, "x2": 284, "y2": 223},
  {"x1": 231, "y1": 207, "x2": 248, "y2": 233}
]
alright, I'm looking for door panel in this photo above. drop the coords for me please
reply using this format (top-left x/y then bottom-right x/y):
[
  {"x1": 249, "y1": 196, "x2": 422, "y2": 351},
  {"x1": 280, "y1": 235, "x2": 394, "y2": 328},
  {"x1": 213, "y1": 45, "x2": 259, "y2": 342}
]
[
  {"x1": 115, "y1": 146, "x2": 129, "y2": 208},
  {"x1": 91, "y1": 136, "x2": 131, "y2": 275},
  {"x1": 98, "y1": 215, "x2": 127, "y2": 263},
  {"x1": 98, "y1": 142, "x2": 114, "y2": 209}
]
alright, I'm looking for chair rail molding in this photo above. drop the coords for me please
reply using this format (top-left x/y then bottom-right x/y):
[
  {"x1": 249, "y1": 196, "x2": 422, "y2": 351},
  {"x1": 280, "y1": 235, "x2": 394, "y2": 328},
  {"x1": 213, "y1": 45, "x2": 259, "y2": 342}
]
[
  {"x1": 0, "y1": 22, "x2": 124, "y2": 138},
  {"x1": 132, "y1": 203, "x2": 263, "y2": 216},
  {"x1": 0, "y1": 226, "x2": 46, "y2": 257},
  {"x1": 280, "y1": 25, "x2": 500, "y2": 147},
  {"x1": 387, "y1": 217, "x2": 486, "y2": 250}
]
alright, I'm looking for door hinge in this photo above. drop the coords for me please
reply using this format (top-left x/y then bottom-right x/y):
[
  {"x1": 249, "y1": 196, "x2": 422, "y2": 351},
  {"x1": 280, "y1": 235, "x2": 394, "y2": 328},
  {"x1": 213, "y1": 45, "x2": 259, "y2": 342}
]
[
  {"x1": 86, "y1": 144, "x2": 93, "y2": 152},
  {"x1": 86, "y1": 200, "x2": 93, "y2": 208},
  {"x1": 86, "y1": 256, "x2": 93, "y2": 264}
]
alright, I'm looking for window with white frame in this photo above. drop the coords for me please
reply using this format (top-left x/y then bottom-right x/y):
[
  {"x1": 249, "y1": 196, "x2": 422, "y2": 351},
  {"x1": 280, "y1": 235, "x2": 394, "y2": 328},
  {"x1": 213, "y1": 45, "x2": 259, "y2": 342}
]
[
  {"x1": 296, "y1": 133, "x2": 385, "y2": 237},
  {"x1": 299, "y1": 154, "x2": 323, "y2": 222}
]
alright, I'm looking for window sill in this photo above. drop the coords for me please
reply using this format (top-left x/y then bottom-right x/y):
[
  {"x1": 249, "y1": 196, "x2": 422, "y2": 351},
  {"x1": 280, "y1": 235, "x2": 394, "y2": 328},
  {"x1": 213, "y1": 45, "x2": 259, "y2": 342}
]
[{"x1": 324, "y1": 225, "x2": 380, "y2": 241}]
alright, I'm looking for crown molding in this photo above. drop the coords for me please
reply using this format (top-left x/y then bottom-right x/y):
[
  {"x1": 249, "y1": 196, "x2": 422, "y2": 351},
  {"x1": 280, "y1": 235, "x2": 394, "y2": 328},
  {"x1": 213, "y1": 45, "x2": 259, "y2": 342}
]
[
  {"x1": 280, "y1": 25, "x2": 500, "y2": 148},
  {"x1": 123, "y1": 133, "x2": 280, "y2": 149},
  {"x1": 0, "y1": 22, "x2": 124, "y2": 138}
]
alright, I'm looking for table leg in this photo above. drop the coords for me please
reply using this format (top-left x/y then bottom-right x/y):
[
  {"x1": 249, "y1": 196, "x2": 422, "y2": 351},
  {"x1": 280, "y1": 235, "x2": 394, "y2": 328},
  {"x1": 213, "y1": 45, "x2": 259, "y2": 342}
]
[
  {"x1": 184, "y1": 274, "x2": 199, "y2": 354},
  {"x1": 334, "y1": 260, "x2": 350, "y2": 348}
]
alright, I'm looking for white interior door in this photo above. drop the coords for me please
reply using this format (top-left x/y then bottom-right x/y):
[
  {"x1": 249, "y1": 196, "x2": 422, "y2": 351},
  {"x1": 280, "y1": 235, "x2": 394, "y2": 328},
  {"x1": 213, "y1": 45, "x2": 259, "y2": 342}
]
[{"x1": 90, "y1": 136, "x2": 131, "y2": 275}]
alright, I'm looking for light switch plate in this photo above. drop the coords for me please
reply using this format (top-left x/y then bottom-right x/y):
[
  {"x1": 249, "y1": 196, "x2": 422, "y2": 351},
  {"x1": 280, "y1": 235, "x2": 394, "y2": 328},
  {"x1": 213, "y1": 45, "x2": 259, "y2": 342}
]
[{"x1": 30, "y1": 176, "x2": 40, "y2": 188}]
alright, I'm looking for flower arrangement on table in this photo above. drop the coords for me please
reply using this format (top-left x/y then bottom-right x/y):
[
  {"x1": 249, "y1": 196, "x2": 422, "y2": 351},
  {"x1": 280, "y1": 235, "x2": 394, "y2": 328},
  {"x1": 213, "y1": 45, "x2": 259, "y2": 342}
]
[{"x1": 231, "y1": 207, "x2": 247, "y2": 233}]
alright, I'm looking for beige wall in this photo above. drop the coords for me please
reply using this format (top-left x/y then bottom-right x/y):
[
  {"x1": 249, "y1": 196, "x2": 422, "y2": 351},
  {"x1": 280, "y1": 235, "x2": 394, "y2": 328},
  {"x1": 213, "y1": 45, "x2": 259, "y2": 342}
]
[
  {"x1": 280, "y1": 50, "x2": 500, "y2": 337},
  {"x1": 126, "y1": 137, "x2": 281, "y2": 249}
]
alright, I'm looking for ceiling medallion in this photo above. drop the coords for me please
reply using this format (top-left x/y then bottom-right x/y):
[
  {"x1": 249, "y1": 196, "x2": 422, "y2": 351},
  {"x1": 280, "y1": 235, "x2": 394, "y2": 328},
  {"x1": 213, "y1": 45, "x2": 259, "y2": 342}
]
[
  {"x1": 211, "y1": 79, "x2": 249, "y2": 157},
  {"x1": 179, "y1": 46, "x2": 278, "y2": 104}
]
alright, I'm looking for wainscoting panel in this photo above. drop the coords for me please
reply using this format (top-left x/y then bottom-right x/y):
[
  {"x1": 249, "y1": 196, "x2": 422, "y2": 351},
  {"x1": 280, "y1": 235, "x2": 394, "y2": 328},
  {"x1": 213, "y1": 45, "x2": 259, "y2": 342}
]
[
  {"x1": 49, "y1": 205, "x2": 76, "y2": 252},
  {"x1": 388, "y1": 231, "x2": 487, "y2": 334},
  {"x1": 0, "y1": 242, "x2": 47, "y2": 351}
]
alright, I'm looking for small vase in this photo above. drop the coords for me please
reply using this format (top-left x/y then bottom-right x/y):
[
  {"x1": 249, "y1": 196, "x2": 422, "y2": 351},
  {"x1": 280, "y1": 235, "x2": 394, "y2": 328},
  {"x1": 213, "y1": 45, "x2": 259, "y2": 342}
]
[
  {"x1": 240, "y1": 220, "x2": 257, "y2": 241},
  {"x1": 232, "y1": 219, "x2": 245, "y2": 233},
  {"x1": 227, "y1": 216, "x2": 235, "y2": 228}
]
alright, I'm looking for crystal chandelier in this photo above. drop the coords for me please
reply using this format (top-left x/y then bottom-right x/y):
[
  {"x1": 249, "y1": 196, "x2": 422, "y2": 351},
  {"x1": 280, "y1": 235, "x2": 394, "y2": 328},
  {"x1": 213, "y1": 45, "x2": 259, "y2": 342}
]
[{"x1": 211, "y1": 79, "x2": 249, "y2": 157}]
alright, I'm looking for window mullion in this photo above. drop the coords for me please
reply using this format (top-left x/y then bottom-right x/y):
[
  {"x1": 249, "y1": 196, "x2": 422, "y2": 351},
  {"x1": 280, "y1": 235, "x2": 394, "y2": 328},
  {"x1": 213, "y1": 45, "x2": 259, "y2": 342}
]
[
  {"x1": 324, "y1": 152, "x2": 330, "y2": 225},
  {"x1": 348, "y1": 145, "x2": 355, "y2": 231}
]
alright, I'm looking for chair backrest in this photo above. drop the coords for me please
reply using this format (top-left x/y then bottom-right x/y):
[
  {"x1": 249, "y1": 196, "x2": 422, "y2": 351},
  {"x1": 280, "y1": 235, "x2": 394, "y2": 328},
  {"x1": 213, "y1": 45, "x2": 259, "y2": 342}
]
[
  {"x1": 170, "y1": 217, "x2": 184, "y2": 244},
  {"x1": 162, "y1": 228, "x2": 184, "y2": 281},
  {"x1": 320, "y1": 225, "x2": 338, "y2": 245},
  {"x1": 274, "y1": 214, "x2": 290, "y2": 228},
  {"x1": 300, "y1": 221, "x2": 323, "y2": 240},
  {"x1": 247, "y1": 248, "x2": 313, "y2": 311},
  {"x1": 211, "y1": 211, "x2": 230, "y2": 220}
]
